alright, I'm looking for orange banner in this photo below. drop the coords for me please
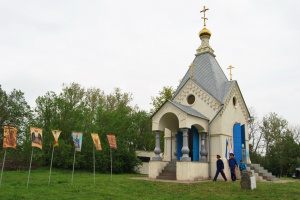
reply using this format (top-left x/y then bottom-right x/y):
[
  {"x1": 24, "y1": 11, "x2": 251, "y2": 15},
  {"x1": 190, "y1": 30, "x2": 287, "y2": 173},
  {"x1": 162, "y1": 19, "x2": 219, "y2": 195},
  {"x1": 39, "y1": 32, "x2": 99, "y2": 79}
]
[
  {"x1": 30, "y1": 127, "x2": 43, "y2": 149},
  {"x1": 52, "y1": 130, "x2": 61, "y2": 147},
  {"x1": 3, "y1": 125, "x2": 17, "y2": 149},
  {"x1": 106, "y1": 134, "x2": 117, "y2": 149},
  {"x1": 91, "y1": 133, "x2": 102, "y2": 150}
]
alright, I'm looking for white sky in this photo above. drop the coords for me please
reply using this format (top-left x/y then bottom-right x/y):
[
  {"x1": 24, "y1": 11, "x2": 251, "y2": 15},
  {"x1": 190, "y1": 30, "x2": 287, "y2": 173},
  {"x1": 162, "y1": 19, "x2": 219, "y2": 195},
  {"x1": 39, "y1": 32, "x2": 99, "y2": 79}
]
[{"x1": 1, "y1": 0, "x2": 299, "y2": 125}]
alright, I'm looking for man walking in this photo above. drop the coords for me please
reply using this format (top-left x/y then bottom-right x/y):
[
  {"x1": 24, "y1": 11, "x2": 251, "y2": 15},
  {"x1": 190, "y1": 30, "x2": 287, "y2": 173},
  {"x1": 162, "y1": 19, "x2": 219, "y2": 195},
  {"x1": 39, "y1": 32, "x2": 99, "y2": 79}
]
[
  {"x1": 228, "y1": 153, "x2": 238, "y2": 181},
  {"x1": 213, "y1": 155, "x2": 227, "y2": 181}
]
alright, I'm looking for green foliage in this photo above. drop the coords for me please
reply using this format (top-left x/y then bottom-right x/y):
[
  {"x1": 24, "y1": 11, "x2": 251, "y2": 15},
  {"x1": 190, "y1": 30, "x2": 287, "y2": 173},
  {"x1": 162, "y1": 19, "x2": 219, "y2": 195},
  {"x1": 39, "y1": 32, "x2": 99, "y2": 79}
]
[
  {"x1": 31, "y1": 83, "x2": 148, "y2": 173},
  {"x1": 150, "y1": 86, "x2": 175, "y2": 114}
]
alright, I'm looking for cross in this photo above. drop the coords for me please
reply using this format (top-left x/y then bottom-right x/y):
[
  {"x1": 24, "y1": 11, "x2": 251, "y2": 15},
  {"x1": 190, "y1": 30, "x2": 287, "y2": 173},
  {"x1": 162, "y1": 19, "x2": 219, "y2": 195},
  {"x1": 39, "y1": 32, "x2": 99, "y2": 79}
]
[
  {"x1": 190, "y1": 62, "x2": 195, "y2": 79},
  {"x1": 227, "y1": 65, "x2": 234, "y2": 82},
  {"x1": 200, "y1": 6, "x2": 209, "y2": 27}
]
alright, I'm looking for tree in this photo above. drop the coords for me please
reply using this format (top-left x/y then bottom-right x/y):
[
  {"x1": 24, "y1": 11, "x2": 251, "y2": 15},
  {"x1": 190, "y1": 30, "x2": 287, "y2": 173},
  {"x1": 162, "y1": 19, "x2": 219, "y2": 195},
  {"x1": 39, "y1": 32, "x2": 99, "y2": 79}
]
[
  {"x1": 248, "y1": 107, "x2": 262, "y2": 154},
  {"x1": 150, "y1": 86, "x2": 175, "y2": 113},
  {"x1": 260, "y1": 112, "x2": 288, "y2": 155},
  {"x1": 0, "y1": 86, "x2": 33, "y2": 165}
]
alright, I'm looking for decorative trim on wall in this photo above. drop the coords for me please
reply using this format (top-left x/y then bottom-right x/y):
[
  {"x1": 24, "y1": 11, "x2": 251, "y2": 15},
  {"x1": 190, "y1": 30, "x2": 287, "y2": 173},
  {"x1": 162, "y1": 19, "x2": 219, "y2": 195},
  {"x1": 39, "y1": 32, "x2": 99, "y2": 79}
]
[
  {"x1": 221, "y1": 84, "x2": 249, "y2": 123},
  {"x1": 173, "y1": 80, "x2": 221, "y2": 112}
]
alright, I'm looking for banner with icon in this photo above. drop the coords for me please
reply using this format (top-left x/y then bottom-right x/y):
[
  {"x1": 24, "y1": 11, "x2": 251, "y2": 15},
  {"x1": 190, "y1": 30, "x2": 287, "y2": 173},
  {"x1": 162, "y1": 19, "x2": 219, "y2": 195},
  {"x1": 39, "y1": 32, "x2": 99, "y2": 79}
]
[
  {"x1": 52, "y1": 130, "x2": 62, "y2": 147},
  {"x1": 91, "y1": 133, "x2": 102, "y2": 150},
  {"x1": 30, "y1": 127, "x2": 43, "y2": 149},
  {"x1": 3, "y1": 125, "x2": 17, "y2": 149},
  {"x1": 72, "y1": 132, "x2": 83, "y2": 152},
  {"x1": 106, "y1": 134, "x2": 117, "y2": 149}
]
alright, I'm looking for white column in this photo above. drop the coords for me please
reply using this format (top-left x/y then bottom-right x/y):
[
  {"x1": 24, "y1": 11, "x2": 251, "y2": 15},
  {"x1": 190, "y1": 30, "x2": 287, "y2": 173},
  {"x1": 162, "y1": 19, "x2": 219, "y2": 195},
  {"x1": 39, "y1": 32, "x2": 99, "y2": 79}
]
[{"x1": 200, "y1": 132, "x2": 208, "y2": 162}]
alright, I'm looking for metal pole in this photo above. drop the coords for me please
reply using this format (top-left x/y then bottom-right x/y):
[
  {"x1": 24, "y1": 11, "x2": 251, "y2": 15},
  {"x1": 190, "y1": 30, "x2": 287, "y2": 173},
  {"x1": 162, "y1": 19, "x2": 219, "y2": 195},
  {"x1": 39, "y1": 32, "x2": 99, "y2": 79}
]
[
  {"x1": 110, "y1": 148, "x2": 112, "y2": 182},
  {"x1": 0, "y1": 149, "x2": 7, "y2": 187},
  {"x1": 71, "y1": 149, "x2": 76, "y2": 185},
  {"x1": 48, "y1": 146, "x2": 54, "y2": 186},
  {"x1": 93, "y1": 145, "x2": 95, "y2": 184},
  {"x1": 27, "y1": 147, "x2": 34, "y2": 189}
]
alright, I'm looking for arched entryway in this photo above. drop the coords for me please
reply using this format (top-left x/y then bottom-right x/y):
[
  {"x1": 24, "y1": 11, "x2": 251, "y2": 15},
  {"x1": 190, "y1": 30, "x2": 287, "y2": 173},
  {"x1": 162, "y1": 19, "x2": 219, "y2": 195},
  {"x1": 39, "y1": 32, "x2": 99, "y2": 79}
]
[{"x1": 177, "y1": 125, "x2": 204, "y2": 161}]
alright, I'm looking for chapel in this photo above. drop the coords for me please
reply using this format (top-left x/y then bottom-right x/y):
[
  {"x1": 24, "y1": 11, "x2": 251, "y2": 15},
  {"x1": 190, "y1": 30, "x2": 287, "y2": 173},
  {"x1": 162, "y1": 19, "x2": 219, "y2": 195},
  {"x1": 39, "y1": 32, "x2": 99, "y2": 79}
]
[{"x1": 149, "y1": 7, "x2": 252, "y2": 181}]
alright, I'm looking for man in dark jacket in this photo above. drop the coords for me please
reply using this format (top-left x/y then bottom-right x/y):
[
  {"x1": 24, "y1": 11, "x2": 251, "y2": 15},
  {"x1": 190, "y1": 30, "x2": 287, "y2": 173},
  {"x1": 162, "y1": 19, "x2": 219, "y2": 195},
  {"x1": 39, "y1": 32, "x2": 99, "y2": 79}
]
[
  {"x1": 228, "y1": 153, "x2": 238, "y2": 181},
  {"x1": 213, "y1": 155, "x2": 227, "y2": 181}
]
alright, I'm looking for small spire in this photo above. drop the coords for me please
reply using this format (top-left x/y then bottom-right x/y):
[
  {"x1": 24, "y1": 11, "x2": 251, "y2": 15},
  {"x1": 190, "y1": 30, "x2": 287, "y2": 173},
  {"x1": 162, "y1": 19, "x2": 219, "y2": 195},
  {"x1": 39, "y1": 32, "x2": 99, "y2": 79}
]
[
  {"x1": 227, "y1": 65, "x2": 235, "y2": 81},
  {"x1": 189, "y1": 62, "x2": 195, "y2": 79},
  {"x1": 200, "y1": 6, "x2": 209, "y2": 27},
  {"x1": 196, "y1": 6, "x2": 215, "y2": 57}
]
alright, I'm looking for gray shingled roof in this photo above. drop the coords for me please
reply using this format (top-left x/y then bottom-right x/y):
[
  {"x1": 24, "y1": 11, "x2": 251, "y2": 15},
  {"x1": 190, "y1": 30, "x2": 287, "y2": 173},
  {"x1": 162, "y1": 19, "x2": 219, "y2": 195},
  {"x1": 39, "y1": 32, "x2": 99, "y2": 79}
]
[
  {"x1": 168, "y1": 100, "x2": 209, "y2": 120},
  {"x1": 172, "y1": 53, "x2": 234, "y2": 103}
]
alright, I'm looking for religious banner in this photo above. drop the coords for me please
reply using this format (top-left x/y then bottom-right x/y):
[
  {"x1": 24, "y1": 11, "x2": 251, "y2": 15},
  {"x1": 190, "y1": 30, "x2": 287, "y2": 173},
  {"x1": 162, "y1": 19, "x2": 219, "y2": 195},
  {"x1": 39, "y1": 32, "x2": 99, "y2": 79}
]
[
  {"x1": 30, "y1": 127, "x2": 43, "y2": 149},
  {"x1": 52, "y1": 130, "x2": 62, "y2": 147},
  {"x1": 91, "y1": 133, "x2": 102, "y2": 150},
  {"x1": 106, "y1": 134, "x2": 117, "y2": 149},
  {"x1": 3, "y1": 125, "x2": 17, "y2": 149},
  {"x1": 72, "y1": 132, "x2": 83, "y2": 152}
]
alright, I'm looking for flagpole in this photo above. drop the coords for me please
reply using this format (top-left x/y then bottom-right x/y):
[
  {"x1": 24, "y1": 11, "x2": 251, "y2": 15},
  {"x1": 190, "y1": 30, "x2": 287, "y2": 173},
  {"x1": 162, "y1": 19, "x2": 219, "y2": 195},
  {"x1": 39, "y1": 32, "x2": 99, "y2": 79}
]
[
  {"x1": 110, "y1": 148, "x2": 112, "y2": 182},
  {"x1": 27, "y1": 147, "x2": 34, "y2": 189},
  {"x1": 48, "y1": 145, "x2": 54, "y2": 186},
  {"x1": 93, "y1": 144, "x2": 95, "y2": 184},
  {"x1": 0, "y1": 149, "x2": 7, "y2": 187},
  {"x1": 71, "y1": 148, "x2": 76, "y2": 185}
]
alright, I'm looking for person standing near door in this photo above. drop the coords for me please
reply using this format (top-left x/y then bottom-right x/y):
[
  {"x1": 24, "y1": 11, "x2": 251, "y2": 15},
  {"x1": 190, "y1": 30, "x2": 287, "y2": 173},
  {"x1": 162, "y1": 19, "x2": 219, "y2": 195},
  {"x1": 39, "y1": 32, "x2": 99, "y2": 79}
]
[{"x1": 228, "y1": 153, "x2": 238, "y2": 181}]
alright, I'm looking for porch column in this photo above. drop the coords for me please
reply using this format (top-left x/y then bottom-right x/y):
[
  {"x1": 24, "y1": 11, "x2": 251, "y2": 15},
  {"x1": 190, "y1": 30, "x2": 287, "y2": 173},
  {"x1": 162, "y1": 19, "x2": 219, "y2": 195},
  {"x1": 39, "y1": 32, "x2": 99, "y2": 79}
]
[
  {"x1": 174, "y1": 134, "x2": 177, "y2": 157},
  {"x1": 200, "y1": 132, "x2": 208, "y2": 162},
  {"x1": 180, "y1": 128, "x2": 191, "y2": 161},
  {"x1": 152, "y1": 130, "x2": 162, "y2": 161}
]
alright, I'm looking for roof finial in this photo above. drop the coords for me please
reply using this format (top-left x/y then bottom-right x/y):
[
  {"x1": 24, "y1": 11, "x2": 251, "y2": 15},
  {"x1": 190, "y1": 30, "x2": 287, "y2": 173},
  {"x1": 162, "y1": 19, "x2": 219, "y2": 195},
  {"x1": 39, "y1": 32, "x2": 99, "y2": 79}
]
[
  {"x1": 190, "y1": 62, "x2": 195, "y2": 79},
  {"x1": 200, "y1": 6, "x2": 209, "y2": 27},
  {"x1": 227, "y1": 65, "x2": 235, "y2": 81}
]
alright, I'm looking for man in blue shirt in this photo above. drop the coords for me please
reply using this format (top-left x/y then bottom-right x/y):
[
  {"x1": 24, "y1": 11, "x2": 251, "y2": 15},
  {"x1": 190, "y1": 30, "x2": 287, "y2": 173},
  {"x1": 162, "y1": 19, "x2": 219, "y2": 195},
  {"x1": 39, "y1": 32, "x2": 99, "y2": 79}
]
[
  {"x1": 213, "y1": 155, "x2": 227, "y2": 181},
  {"x1": 228, "y1": 153, "x2": 238, "y2": 181}
]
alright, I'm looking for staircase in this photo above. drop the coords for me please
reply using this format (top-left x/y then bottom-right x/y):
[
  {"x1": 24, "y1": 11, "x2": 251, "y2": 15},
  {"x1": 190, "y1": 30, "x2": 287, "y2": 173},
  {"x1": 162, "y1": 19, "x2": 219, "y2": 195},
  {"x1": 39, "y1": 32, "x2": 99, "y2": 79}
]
[
  {"x1": 156, "y1": 160, "x2": 177, "y2": 180},
  {"x1": 246, "y1": 163, "x2": 279, "y2": 181}
]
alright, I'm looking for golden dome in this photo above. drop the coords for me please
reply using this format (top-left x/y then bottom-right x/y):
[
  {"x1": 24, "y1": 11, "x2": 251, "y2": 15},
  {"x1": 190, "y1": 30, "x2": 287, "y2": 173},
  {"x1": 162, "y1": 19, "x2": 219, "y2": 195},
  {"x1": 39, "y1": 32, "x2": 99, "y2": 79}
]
[{"x1": 199, "y1": 27, "x2": 211, "y2": 38}]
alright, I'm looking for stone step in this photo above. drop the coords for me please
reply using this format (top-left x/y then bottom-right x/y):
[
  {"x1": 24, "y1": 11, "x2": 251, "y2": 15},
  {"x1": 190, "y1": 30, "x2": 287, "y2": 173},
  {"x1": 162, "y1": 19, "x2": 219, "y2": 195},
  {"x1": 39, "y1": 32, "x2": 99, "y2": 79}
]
[
  {"x1": 159, "y1": 172, "x2": 176, "y2": 176},
  {"x1": 156, "y1": 160, "x2": 177, "y2": 180},
  {"x1": 162, "y1": 169, "x2": 176, "y2": 173},
  {"x1": 247, "y1": 163, "x2": 278, "y2": 182},
  {"x1": 157, "y1": 175, "x2": 176, "y2": 180}
]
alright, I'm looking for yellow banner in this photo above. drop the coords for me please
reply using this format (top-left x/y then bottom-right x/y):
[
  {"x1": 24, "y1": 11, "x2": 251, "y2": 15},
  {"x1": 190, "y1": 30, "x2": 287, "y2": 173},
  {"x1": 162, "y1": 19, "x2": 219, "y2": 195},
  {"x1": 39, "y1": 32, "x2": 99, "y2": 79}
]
[
  {"x1": 30, "y1": 127, "x2": 43, "y2": 149},
  {"x1": 91, "y1": 133, "x2": 102, "y2": 150},
  {"x1": 52, "y1": 130, "x2": 62, "y2": 147},
  {"x1": 3, "y1": 125, "x2": 17, "y2": 149}
]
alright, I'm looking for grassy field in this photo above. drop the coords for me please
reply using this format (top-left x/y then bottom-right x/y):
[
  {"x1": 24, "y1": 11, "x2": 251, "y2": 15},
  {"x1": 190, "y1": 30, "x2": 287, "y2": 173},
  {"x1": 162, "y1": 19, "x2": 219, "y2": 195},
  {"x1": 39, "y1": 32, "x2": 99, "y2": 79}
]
[{"x1": 0, "y1": 168, "x2": 299, "y2": 200}]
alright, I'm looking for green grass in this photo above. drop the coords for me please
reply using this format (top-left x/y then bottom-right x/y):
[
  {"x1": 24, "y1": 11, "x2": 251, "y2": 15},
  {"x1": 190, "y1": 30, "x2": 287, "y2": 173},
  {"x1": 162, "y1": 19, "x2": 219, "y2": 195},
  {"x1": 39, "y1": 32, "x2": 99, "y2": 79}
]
[{"x1": 0, "y1": 168, "x2": 299, "y2": 200}]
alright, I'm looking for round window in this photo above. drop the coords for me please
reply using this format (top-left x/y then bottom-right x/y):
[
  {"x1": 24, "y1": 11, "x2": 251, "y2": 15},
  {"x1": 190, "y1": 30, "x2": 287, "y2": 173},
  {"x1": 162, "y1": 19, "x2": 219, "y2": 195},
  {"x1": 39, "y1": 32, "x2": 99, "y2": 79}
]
[{"x1": 187, "y1": 95, "x2": 195, "y2": 105}]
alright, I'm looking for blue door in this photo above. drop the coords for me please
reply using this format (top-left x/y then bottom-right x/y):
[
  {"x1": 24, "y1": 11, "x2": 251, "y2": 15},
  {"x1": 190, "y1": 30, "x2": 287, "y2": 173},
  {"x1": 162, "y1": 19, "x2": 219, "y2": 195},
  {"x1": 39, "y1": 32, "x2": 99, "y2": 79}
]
[
  {"x1": 192, "y1": 126, "x2": 199, "y2": 161},
  {"x1": 233, "y1": 123, "x2": 242, "y2": 163},
  {"x1": 177, "y1": 131, "x2": 183, "y2": 161}
]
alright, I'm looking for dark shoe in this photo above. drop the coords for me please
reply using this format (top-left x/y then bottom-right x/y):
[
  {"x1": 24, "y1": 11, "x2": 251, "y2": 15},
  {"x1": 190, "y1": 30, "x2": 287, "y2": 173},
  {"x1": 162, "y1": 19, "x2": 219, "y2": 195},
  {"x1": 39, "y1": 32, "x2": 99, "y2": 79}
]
[{"x1": 213, "y1": 180, "x2": 216, "y2": 181}]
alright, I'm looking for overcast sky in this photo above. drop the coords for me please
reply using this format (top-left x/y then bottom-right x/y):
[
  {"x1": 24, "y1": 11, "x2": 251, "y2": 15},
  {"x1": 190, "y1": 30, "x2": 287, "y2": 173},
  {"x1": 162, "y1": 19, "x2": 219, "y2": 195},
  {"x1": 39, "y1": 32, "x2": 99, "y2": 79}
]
[{"x1": 1, "y1": 0, "x2": 299, "y2": 125}]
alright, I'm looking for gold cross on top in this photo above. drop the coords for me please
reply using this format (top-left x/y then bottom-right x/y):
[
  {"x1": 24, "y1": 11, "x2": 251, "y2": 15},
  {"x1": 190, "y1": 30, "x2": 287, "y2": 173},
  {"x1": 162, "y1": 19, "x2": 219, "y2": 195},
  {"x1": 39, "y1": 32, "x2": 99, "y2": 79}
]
[
  {"x1": 200, "y1": 6, "x2": 209, "y2": 27},
  {"x1": 227, "y1": 65, "x2": 234, "y2": 82},
  {"x1": 190, "y1": 62, "x2": 195, "y2": 80}
]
